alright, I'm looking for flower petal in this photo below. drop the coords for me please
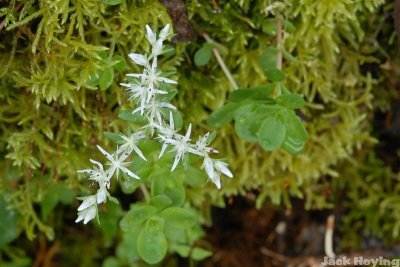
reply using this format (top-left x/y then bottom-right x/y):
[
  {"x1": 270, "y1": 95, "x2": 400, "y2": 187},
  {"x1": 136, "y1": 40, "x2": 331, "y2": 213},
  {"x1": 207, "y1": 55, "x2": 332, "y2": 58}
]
[
  {"x1": 215, "y1": 161, "x2": 233, "y2": 178},
  {"x1": 97, "y1": 145, "x2": 114, "y2": 162},
  {"x1": 145, "y1": 25, "x2": 156, "y2": 44},
  {"x1": 83, "y1": 205, "x2": 97, "y2": 224},
  {"x1": 128, "y1": 53, "x2": 148, "y2": 66},
  {"x1": 78, "y1": 195, "x2": 96, "y2": 211},
  {"x1": 120, "y1": 166, "x2": 140, "y2": 180},
  {"x1": 159, "y1": 24, "x2": 170, "y2": 40}
]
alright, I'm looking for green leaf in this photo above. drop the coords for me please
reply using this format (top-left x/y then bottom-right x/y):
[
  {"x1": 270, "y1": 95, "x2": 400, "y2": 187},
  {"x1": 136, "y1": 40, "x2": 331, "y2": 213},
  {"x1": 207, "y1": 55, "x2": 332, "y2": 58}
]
[
  {"x1": 104, "y1": 131, "x2": 123, "y2": 143},
  {"x1": 85, "y1": 71, "x2": 99, "y2": 86},
  {"x1": 277, "y1": 93, "x2": 305, "y2": 109},
  {"x1": 258, "y1": 115, "x2": 287, "y2": 151},
  {"x1": 97, "y1": 202, "x2": 123, "y2": 244},
  {"x1": 233, "y1": 103, "x2": 280, "y2": 142},
  {"x1": 164, "y1": 180, "x2": 185, "y2": 206},
  {"x1": 206, "y1": 131, "x2": 217, "y2": 145},
  {"x1": 262, "y1": 19, "x2": 276, "y2": 35},
  {"x1": 102, "y1": 0, "x2": 123, "y2": 5},
  {"x1": 283, "y1": 20, "x2": 295, "y2": 33},
  {"x1": 191, "y1": 247, "x2": 213, "y2": 261},
  {"x1": 281, "y1": 111, "x2": 308, "y2": 155},
  {"x1": 265, "y1": 69, "x2": 285, "y2": 82},
  {"x1": 120, "y1": 204, "x2": 157, "y2": 232},
  {"x1": 173, "y1": 244, "x2": 191, "y2": 257},
  {"x1": 0, "y1": 197, "x2": 18, "y2": 248},
  {"x1": 182, "y1": 166, "x2": 208, "y2": 187},
  {"x1": 281, "y1": 47, "x2": 298, "y2": 63},
  {"x1": 119, "y1": 177, "x2": 141, "y2": 194},
  {"x1": 41, "y1": 184, "x2": 75, "y2": 220},
  {"x1": 194, "y1": 43, "x2": 213, "y2": 67},
  {"x1": 116, "y1": 227, "x2": 141, "y2": 263},
  {"x1": 99, "y1": 67, "x2": 114, "y2": 90},
  {"x1": 118, "y1": 110, "x2": 147, "y2": 123},
  {"x1": 228, "y1": 85, "x2": 275, "y2": 102},
  {"x1": 207, "y1": 103, "x2": 239, "y2": 128},
  {"x1": 102, "y1": 257, "x2": 119, "y2": 267},
  {"x1": 149, "y1": 194, "x2": 173, "y2": 211},
  {"x1": 170, "y1": 110, "x2": 183, "y2": 131},
  {"x1": 158, "y1": 82, "x2": 178, "y2": 102},
  {"x1": 137, "y1": 219, "x2": 168, "y2": 265},
  {"x1": 151, "y1": 176, "x2": 166, "y2": 196},
  {"x1": 112, "y1": 55, "x2": 127, "y2": 72},
  {"x1": 159, "y1": 207, "x2": 197, "y2": 228},
  {"x1": 260, "y1": 47, "x2": 279, "y2": 71}
]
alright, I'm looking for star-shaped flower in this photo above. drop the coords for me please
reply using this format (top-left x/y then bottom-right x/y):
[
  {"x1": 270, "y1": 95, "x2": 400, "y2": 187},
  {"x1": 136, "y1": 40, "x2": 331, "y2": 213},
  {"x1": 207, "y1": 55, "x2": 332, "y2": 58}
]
[
  {"x1": 117, "y1": 131, "x2": 147, "y2": 161},
  {"x1": 97, "y1": 145, "x2": 140, "y2": 180}
]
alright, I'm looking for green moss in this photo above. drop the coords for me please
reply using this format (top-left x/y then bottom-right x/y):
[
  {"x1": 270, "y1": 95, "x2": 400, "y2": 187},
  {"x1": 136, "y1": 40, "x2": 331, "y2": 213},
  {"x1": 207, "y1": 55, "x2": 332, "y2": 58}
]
[{"x1": 0, "y1": 0, "x2": 398, "y2": 265}]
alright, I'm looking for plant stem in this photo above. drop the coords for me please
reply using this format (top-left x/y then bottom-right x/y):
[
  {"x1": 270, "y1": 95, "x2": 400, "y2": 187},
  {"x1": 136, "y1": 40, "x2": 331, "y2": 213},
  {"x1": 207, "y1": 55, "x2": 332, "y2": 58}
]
[
  {"x1": 202, "y1": 33, "x2": 239, "y2": 90},
  {"x1": 276, "y1": 17, "x2": 283, "y2": 70},
  {"x1": 140, "y1": 184, "x2": 150, "y2": 202}
]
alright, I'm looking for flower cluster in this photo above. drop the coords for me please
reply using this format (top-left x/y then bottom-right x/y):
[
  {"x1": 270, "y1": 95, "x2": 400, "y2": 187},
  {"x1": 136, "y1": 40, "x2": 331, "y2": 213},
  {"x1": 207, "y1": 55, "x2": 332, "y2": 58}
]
[{"x1": 76, "y1": 24, "x2": 232, "y2": 224}]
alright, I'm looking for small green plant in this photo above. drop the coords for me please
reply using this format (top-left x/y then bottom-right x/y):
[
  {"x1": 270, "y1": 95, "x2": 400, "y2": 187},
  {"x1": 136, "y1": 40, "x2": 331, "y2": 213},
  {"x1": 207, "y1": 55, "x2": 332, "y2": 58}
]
[
  {"x1": 75, "y1": 24, "x2": 231, "y2": 264},
  {"x1": 205, "y1": 18, "x2": 308, "y2": 155}
]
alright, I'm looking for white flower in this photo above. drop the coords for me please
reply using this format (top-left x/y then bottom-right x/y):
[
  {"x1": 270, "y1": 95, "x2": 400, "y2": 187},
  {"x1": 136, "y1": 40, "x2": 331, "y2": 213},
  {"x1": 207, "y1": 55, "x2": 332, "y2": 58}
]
[
  {"x1": 145, "y1": 24, "x2": 171, "y2": 58},
  {"x1": 96, "y1": 187, "x2": 107, "y2": 204},
  {"x1": 155, "y1": 112, "x2": 177, "y2": 158},
  {"x1": 97, "y1": 145, "x2": 140, "y2": 180},
  {"x1": 127, "y1": 58, "x2": 176, "y2": 104},
  {"x1": 210, "y1": 172, "x2": 221, "y2": 189},
  {"x1": 192, "y1": 133, "x2": 219, "y2": 156},
  {"x1": 214, "y1": 160, "x2": 233, "y2": 178},
  {"x1": 77, "y1": 159, "x2": 110, "y2": 188},
  {"x1": 133, "y1": 98, "x2": 176, "y2": 126},
  {"x1": 201, "y1": 158, "x2": 233, "y2": 189},
  {"x1": 77, "y1": 195, "x2": 97, "y2": 211},
  {"x1": 145, "y1": 25, "x2": 157, "y2": 45},
  {"x1": 117, "y1": 131, "x2": 147, "y2": 161},
  {"x1": 202, "y1": 157, "x2": 214, "y2": 180},
  {"x1": 159, "y1": 124, "x2": 198, "y2": 171},
  {"x1": 159, "y1": 24, "x2": 170, "y2": 41},
  {"x1": 76, "y1": 200, "x2": 97, "y2": 224}
]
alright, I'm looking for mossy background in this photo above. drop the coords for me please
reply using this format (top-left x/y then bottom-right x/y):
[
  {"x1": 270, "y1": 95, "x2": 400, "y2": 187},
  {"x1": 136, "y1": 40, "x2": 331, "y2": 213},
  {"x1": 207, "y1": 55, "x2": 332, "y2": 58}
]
[{"x1": 1, "y1": 0, "x2": 400, "y2": 266}]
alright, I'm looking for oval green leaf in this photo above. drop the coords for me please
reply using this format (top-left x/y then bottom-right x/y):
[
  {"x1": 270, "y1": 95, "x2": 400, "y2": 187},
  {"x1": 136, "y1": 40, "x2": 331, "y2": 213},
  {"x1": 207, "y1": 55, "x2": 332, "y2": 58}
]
[
  {"x1": 191, "y1": 247, "x2": 213, "y2": 261},
  {"x1": 194, "y1": 43, "x2": 213, "y2": 67},
  {"x1": 120, "y1": 204, "x2": 157, "y2": 232},
  {"x1": 277, "y1": 93, "x2": 305, "y2": 109},
  {"x1": 228, "y1": 85, "x2": 275, "y2": 102},
  {"x1": 112, "y1": 55, "x2": 127, "y2": 72},
  {"x1": 149, "y1": 195, "x2": 173, "y2": 211},
  {"x1": 260, "y1": 47, "x2": 279, "y2": 71},
  {"x1": 258, "y1": 115, "x2": 287, "y2": 151},
  {"x1": 265, "y1": 69, "x2": 285, "y2": 82},
  {"x1": 281, "y1": 111, "x2": 308, "y2": 155},
  {"x1": 99, "y1": 67, "x2": 114, "y2": 90},
  {"x1": 118, "y1": 110, "x2": 147, "y2": 123},
  {"x1": 137, "y1": 219, "x2": 168, "y2": 265},
  {"x1": 159, "y1": 207, "x2": 197, "y2": 228},
  {"x1": 164, "y1": 181, "x2": 185, "y2": 206},
  {"x1": 102, "y1": 0, "x2": 123, "y2": 5},
  {"x1": 207, "y1": 102, "x2": 239, "y2": 128}
]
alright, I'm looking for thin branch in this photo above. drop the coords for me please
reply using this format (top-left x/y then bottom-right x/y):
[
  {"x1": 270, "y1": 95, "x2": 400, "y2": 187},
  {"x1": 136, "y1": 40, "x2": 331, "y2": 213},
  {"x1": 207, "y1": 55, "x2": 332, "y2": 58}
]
[
  {"x1": 324, "y1": 215, "x2": 336, "y2": 258},
  {"x1": 202, "y1": 33, "x2": 239, "y2": 90},
  {"x1": 276, "y1": 17, "x2": 283, "y2": 70},
  {"x1": 140, "y1": 184, "x2": 150, "y2": 202}
]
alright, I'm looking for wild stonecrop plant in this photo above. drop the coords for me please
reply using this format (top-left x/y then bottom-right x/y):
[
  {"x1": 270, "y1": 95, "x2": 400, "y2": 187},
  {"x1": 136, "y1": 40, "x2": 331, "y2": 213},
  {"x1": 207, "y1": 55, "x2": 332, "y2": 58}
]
[
  {"x1": 74, "y1": 24, "x2": 231, "y2": 264},
  {"x1": 205, "y1": 17, "x2": 308, "y2": 156}
]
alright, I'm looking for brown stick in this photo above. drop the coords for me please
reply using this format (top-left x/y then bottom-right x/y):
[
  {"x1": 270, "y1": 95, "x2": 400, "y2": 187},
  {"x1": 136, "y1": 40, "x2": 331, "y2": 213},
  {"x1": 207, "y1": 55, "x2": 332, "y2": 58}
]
[{"x1": 276, "y1": 17, "x2": 283, "y2": 70}]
